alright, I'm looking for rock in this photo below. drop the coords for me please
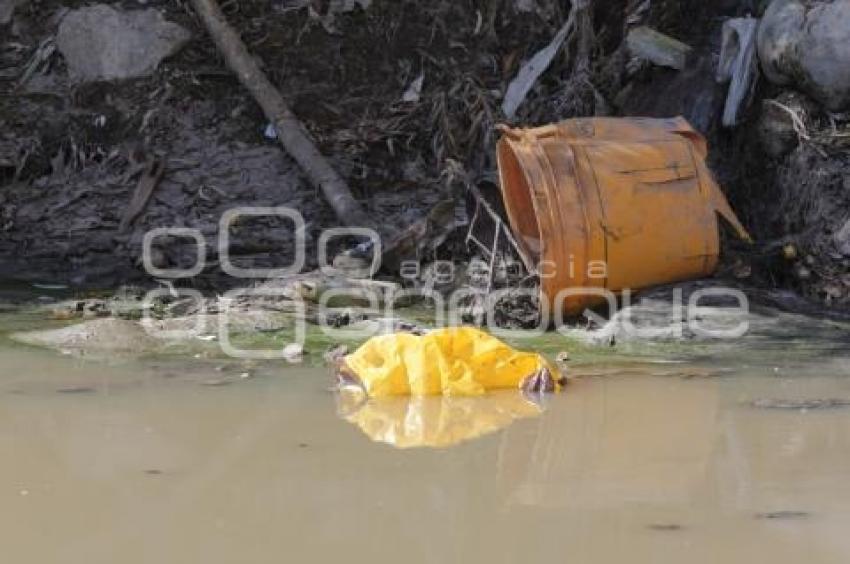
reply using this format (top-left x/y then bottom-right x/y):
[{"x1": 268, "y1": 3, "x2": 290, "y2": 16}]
[
  {"x1": 10, "y1": 318, "x2": 159, "y2": 354},
  {"x1": 56, "y1": 5, "x2": 190, "y2": 82},
  {"x1": 834, "y1": 218, "x2": 850, "y2": 257},
  {"x1": 758, "y1": 0, "x2": 850, "y2": 111},
  {"x1": 626, "y1": 26, "x2": 692, "y2": 71},
  {"x1": 0, "y1": 0, "x2": 27, "y2": 25},
  {"x1": 282, "y1": 342, "x2": 304, "y2": 363}
]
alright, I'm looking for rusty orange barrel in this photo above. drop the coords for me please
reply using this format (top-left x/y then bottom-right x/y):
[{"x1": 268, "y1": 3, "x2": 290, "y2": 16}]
[{"x1": 496, "y1": 117, "x2": 751, "y2": 317}]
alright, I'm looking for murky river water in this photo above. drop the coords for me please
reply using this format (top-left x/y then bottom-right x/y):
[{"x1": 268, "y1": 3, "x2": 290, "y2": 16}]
[{"x1": 2, "y1": 301, "x2": 850, "y2": 563}]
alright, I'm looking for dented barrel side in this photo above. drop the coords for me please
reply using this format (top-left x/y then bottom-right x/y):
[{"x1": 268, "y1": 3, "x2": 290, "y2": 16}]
[{"x1": 497, "y1": 117, "x2": 751, "y2": 317}]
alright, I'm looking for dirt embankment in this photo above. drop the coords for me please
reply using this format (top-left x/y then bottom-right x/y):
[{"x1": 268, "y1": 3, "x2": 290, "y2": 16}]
[{"x1": 1, "y1": 0, "x2": 849, "y2": 308}]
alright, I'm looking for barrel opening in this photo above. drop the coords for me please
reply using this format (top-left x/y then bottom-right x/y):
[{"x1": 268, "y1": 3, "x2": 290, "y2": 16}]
[{"x1": 497, "y1": 140, "x2": 543, "y2": 262}]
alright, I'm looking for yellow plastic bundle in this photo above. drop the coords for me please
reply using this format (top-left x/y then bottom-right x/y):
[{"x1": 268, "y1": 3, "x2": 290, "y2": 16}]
[{"x1": 343, "y1": 327, "x2": 559, "y2": 397}]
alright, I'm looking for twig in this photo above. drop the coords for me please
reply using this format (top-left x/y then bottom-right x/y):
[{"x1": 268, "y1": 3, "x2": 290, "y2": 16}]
[
  {"x1": 501, "y1": 3, "x2": 580, "y2": 119},
  {"x1": 119, "y1": 156, "x2": 167, "y2": 232},
  {"x1": 485, "y1": 219, "x2": 501, "y2": 295},
  {"x1": 189, "y1": 0, "x2": 374, "y2": 229},
  {"x1": 765, "y1": 99, "x2": 828, "y2": 158}
]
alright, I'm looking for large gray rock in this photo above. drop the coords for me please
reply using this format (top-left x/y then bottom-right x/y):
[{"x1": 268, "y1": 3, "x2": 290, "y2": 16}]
[
  {"x1": 758, "y1": 0, "x2": 850, "y2": 110},
  {"x1": 56, "y1": 5, "x2": 190, "y2": 82}
]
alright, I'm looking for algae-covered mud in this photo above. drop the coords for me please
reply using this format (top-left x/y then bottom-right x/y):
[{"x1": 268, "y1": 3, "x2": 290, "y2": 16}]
[{"x1": 3, "y1": 285, "x2": 850, "y2": 563}]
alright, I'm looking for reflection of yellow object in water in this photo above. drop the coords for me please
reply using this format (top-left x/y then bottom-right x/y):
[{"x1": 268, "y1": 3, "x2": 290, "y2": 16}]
[
  {"x1": 339, "y1": 391, "x2": 544, "y2": 448},
  {"x1": 343, "y1": 327, "x2": 559, "y2": 397}
]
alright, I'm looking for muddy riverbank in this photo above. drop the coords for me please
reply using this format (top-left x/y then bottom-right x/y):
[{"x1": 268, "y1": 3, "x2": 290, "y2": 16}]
[{"x1": 1, "y1": 0, "x2": 849, "y2": 308}]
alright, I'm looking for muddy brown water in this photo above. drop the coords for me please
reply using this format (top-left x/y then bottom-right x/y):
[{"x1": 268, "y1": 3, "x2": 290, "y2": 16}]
[{"x1": 2, "y1": 310, "x2": 850, "y2": 562}]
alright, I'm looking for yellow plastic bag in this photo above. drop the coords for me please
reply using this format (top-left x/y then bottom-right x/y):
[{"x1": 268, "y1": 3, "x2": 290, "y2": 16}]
[{"x1": 342, "y1": 327, "x2": 561, "y2": 397}]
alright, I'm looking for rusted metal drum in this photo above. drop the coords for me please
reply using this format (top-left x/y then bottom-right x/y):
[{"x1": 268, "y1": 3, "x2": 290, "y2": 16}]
[{"x1": 497, "y1": 117, "x2": 751, "y2": 317}]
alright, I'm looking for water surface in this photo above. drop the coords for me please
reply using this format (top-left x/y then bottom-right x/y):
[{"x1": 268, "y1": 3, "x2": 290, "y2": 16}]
[{"x1": 2, "y1": 306, "x2": 850, "y2": 563}]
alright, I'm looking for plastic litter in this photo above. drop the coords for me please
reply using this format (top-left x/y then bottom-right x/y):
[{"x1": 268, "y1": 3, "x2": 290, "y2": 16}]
[
  {"x1": 340, "y1": 326, "x2": 562, "y2": 397},
  {"x1": 497, "y1": 116, "x2": 752, "y2": 317}
]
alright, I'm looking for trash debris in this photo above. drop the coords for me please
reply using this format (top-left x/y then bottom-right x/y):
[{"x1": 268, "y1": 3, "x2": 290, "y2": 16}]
[
  {"x1": 401, "y1": 72, "x2": 424, "y2": 103},
  {"x1": 32, "y1": 283, "x2": 68, "y2": 290},
  {"x1": 18, "y1": 36, "x2": 56, "y2": 88},
  {"x1": 338, "y1": 392, "x2": 544, "y2": 448},
  {"x1": 502, "y1": 3, "x2": 581, "y2": 120},
  {"x1": 308, "y1": 0, "x2": 372, "y2": 34},
  {"x1": 717, "y1": 17, "x2": 760, "y2": 127},
  {"x1": 282, "y1": 342, "x2": 304, "y2": 363},
  {"x1": 497, "y1": 117, "x2": 751, "y2": 317},
  {"x1": 626, "y1": 26, "x2": 692, "y2": 71},
  {"x1": 337, "y1": 327, "x2": 564, "y2": 397},
  {"x1": 751, "y1": 398, "x2": 850, "y2": 410},
  {"x1": 263, "y1": 123, "x2": 278, "y2": 140},
  {"x1": 755, "y1": 511, "x2": 811, "y2": 520}
]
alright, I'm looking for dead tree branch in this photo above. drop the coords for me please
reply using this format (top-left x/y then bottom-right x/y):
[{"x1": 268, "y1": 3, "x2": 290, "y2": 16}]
[{"x1": 189, "y1": 0, "x2": 374, "y2": 229}]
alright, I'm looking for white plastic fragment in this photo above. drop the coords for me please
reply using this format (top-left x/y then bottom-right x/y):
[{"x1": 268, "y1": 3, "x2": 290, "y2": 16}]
[
  {"x1": 263, "y1": 122, "x2": 278, "y2": 140},
  {"x1": 501, "y1": 13, "x2": 576, "y2": 120},
  {"x1": 717, "y1": 17, "x2": 760, "y2": 127},
  {"x1": 402, "y1": 72, "x2": 424, "y2": 103}
]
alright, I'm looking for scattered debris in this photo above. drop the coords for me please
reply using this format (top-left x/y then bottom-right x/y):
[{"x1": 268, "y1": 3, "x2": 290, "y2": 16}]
[
  {"x1": 755, "y1": 511, "x2": 810, "y2": 520},
  {"x1": 717, "y1": 17, "x2": 760, "y2": 127},
  {"x1": 55, "y1": 386, "x2": 96, "y2": 394},
  {"x1": 309, "y1": 0, "x2": 372, "y2": 34},
  {"x1": 647, "y1": 524, "x2": 685, "y2": 531},
  {"x1": 502, "y1": 1, "x2": 583, "y2": 120},
  {"x1": 626, "y1": 26, "x2": 692, "y2": 71},
  {"x1": 201, "y1": 377, "x2": 234, "y2": 387},
  {"x1": 263, "y1": 123, "x2": 278, "y2": 140},
  {"x1": 56, "y1": 5, "x2": 191, "y2": 82},
  {"x1": 17, "y1": 36, "x2": 56, "y2": 88},
  {"x1": 751, "y1": 398, "x2": 850, "y2": 410},
  {"x1": 401, "y1": 72, "x2": 425, "y2": 103},
  {"x1": 282, "y1": 342, "x2": 305, "y2": 363}
]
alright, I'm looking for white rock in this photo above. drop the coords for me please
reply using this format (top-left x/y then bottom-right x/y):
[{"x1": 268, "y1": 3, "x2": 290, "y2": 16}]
[
  {"x1": 56, "y1": 5, "x2": 190, "y2": 82},
  {"x1": 282, "y1": 342, "x2": 304, "y2": 363},
  {"x1": 758, "y1": 0, "x2": 850, "y2": 110}
]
